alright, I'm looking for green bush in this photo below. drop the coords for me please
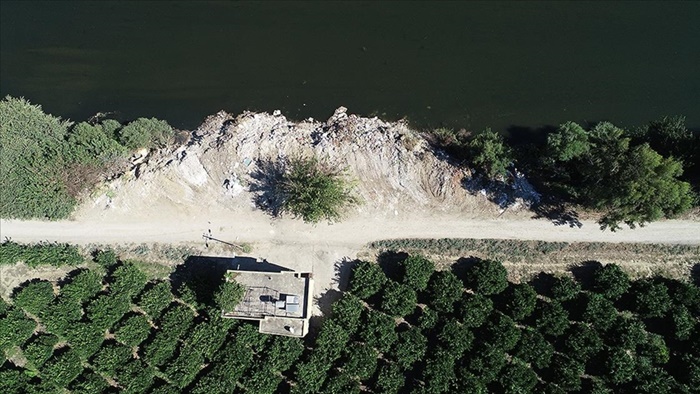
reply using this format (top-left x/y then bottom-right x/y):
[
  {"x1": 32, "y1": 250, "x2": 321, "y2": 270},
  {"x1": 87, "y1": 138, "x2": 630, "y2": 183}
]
[
  {"x1": 114, "y1": 314, "x2": 152, "y2": 347},
  {"x1": 392, "y1": 327, "x2": 427, "y2": 369},
  {"x1": 330, "y1": 293, "x2": 365, "y2": 334},
  {"x1": 278, "y1": 156, "x2": 359, "y2": 223},
  {"x1": 0, "y1": 241, "x2": 83, "y2": 267},
  {"x1": 12, "y1": 280, "x2": 55, "y2": 317},
  {"x1": 109, "y1": 262, "x2": 147, "y2": 299},
  {"x1": 214, "y1": 279, "x2": 246, "y2": 313},
  {"x1": 137, "y1": 281, "x2": 173, "y2": 319},
  {"x1": 456, "y1": 292, "x2": 493, "y2": 328},
  {"x1": 348, "y1": 261, "x2": 387, "y2": 300},
  {"x1": 0, "y1": 308, "x2": 36, "y2": 350},
  {"x1": 22, "y1": 334, "x2": 59, "y2": 368},
  {"x1": 380, "y1": 281, "x2": 417, "y2": 317},
  {"x1": 427, "y1": 270, "x2": 463, "y2": 313},
  {"x1": 499, "y1": 283, "x2": 537, "y2": 321},
  {"x1": 468, "y1": 129, "x2": 513, "y2": 179},
  {"x1": 41, "y1": 348, "x2": 83, "y2": 388},
  {"x1": 118, "y1": 117, "x2": 173, "y2": 150},
  {"x1": 400, "y1": 254, "x2": 434, "y2": 291},
  {"x1": 343, "y1": 342, "x2": 378, "y2": 380},
  {"x1": 592, "y1": 264, "x2": 630, "y2": 300},
  {"x1": 464, "y1": 259, "x2": 508, "y2": 295},
  {"x1": 359, "y1": 309, "x2": 397, "y2": 353},
  {"x1": 60, "y1": 269, "x2": 103, "y2": 303},
  {"x1": 91, "y1": 342, "x2": 132, "y2": 377}
]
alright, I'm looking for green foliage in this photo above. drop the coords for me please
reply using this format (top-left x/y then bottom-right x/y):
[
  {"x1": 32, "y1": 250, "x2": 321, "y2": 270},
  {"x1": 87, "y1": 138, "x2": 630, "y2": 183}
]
[
  {"x1": 314, "y1": 319, "x2": 351, "y2": 364},
  {"x1": 669, "y1": 305, "x2": 696, "y2": 341},
  {"x1": 499, "y1": 359, "x2": 538, "y2": 394},
  {"x1": 348, "y1": 261, "x2": 387, "y2": 300},
  {"x1": 68, "y1": 369, "x2": 109, "y2": 394},
  {"x1": 0, "y1": 241, "x2": 82, "y2": 267},
  {"x1": 637, "y1": 333, "x2": 670, "y2": 365},
  {"x1": 214, "y1": 279, "x2": 245, "y2": 312},
  {"x1": 464, "y1": 259, "x2": 508, "y2": 295},
  {"x1": 548, "y1": 354, "x2": 584, "y2": 391},
  {"x1": 603, "y1": 347, "x2": 636, "y2": 385},
  {"x1": 468, "y1": 129, "x2": 513, "y2": 179},
  {"x1": 359, "y1": 309, "x2": 397, "y2": 353},
  {"x1": 12, "y1": 280, "x2": 55, "y2": 317},
  {"x1": 380, "y1": 281, "x2": 417, "y2": 317},
  {"x1": 532, "y1": 300, "x2": 569, "y2": 337},
  {"x1": 278, "y1": 156, "x2": 359, "y2": 223},
  {"x1": 41, "y1": 296, "x2": 82, "y2": 336},
  {"x1": 400, "y1": 254, "x2": 434, "y2": 291},
  {"x1": 66, "y1": 121, "x2": 126, "y2": 163},
  {"x1": 375, "y1": 363, "x2": 405, "y2": 394},
  {"x1": 417, "y1": 306, "x2": 439, "y2": 330},
  {"x1": 183, "y1": 316, "x2": 236, "y2": 360},
  {"x1": 23, "y1": 334, "x2": 59, "y2": 368},
  {"x1": 547, "y1": 121, "x2": 591, "y2": 161},
  {"x1": 63, "y1": 321, "x2": 104, "y2": 360},
  {"x1": 41, "y1": 348, "x2": 83, "y2": 387},
  {"x1": 455, "y1": 292, "x2": 493, "y2": 328},
  {"x1": 549, "y1": 275, "x2": 581, "y2": 301},
  {"x1": 481, "y1": 312, "x2": 520, "y2": 352},
  {"x1": 86, "y1": 293, "x2": 131, "y2": 330},
  {"x1": 633, "y1": 115, "x2": 696, "y2": 165},
  {"x1": 164, "y1": 346, "x2": 205, "y2": 388},
  {"x1": 499, "y1": 283, "x2": 537, "y2": 321},
  {"x1": 513, "y1": 329, "x2": 554, "y2": 369},
  {"x1": 465, "y1": 344, "x2": 506, "y2": 384},
  {"x1": 582, "y1": 293, "x2": 618, "y2": 331},
  {"x1": 118, "y1": 117, "x2": 173, "y2": 150},
  {"x1": 343, "y1": 342, "x2": 378, "y2": 380},
  {"x1": 437, "y1": 319, "x2": 473, "y2": 357},
  {"x1": 426, "y1": 270, "x2": 463, "y2": 312},
  {"x1": 109, "y1": 261, "x2": 148, "y2": 299},
  {"x1": 421, "y1": 348, "x2": 458, "y2": 392},
  {"x1": 137, "y1": 281, "x2": 173, "y2": 319},
  {"x1": 159, "y1": 304, "x2": 195, "y2": 338},
  {"x1": 0, "y1": 308, "x2": 36, "y2": 350},
  {"x1": 92, "y1": 342, "x2": 132, "y2": 377},
  {"x1": 630, "y1": 278, "x2": 672, "y2": 318},
  {"x1": 563, "y1": 323, "x2": 604, "y2": 363},
  {"x1": 61, "y1": 269, "x2": 103, "y2": 302},
  {"x1": 330, "y1": 293, "x2": 365, "y2": 334},
  {"x1": 93, "y1": 249, "x2": 118, "y2": 268},
  {"x1": 391, "y1": 327, "x2": 427, "y2": 369},
  {"x1": 592, "y1": 264, "x2": 630, "y2": 300},
  {"x1": 606, "y1": 316, "x2": 647, "y2": 349},
  {"x1": 114, "y1": 314, "x2": 152, "y2": 347}
]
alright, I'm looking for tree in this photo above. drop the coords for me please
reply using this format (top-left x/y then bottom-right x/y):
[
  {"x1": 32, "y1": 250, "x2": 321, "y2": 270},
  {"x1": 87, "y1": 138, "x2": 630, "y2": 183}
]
[
  {"x1": 375, "y1": 363, "x2": 405, "y2": 394},
  {"x1": 87, "y1": 293, "x2": 131, "y2": 330},
  {"x1": 348, "y1": 261, "x2": 387, "y2": 300},
  {"x1": 164, "y1": 346, "x2": 205, "y2": 388},
  {"x1": 421, "y1": 348, "x2": 458, "y2": 393},
  {"x1": 314, "y1": 319, "x2": 351, "y2": 364},
  {"x1": 602, "y1": 347, "x2": 636, "y2": 385},
  {"x1": 277, "y1": 156, "x2": 359, "y2": 223},
  {"x1": 64, "y1": 321, "x2": 104, "y2": 360},
  {"x1": 41, "y1": 349, "x2": 83, "y2": 388},
  {"x1": 669, "y1": 305, "x2": 696, "y2": 341},
  {"x1": 630, "y1": 279, "x2": 672, "y2": 318},
  {"x1": 23, "y1": 333, "x2": 59, "y2": 368},
  {"x1": 359, "y1": 310, "x2": 397, "y2": 353},
  {"x1": 12, "y1": 280, "x2": 55, "y2": 317},
  {"x1": 417, "y1": 306, "x2": 439, "y2": 330},
  {"x1": 547, "y1": 121, "x2": 591, "y2": 161},
  {"x1": 214, "y1": 279, "x2": 246, "y2": 312},
  {"x1": 158, "y1": 304, "x2": 195, "y2": 339},
  {"x1": 68, "y1": 369, "x2": 110, "y2": 394},
  {"x1": 592, "y1": 264, "x2": 630, "y2": 300},
  {"x1": 465, "y1": 344, "x2": 507, "y2": 384},
  {"x1": 92, "y1": 343, "x2": 133, "y2": 377},
  {"x1": 392, "y1": 327, "x2": 427, "y2": 369},
  {"x1": 548, "y1": 354, "x2": 584, "y2": 391},
  {"x1": 498, "y1": 360, "x2": 538, "y2": 394},
  {"x1": 582, "y1": 293, "x2": 618, "y2": 331},
  {"x1": 532, "y1": 300, "x2": 569, "y2": 337},
  {"x1": 426, "y1": 270, "x2": 463, "y2": 313},
  {"x1": 400, "y1": 255, "x2": 434, "y2": 291},
  {"x1": 330, "y1": 293, "x2": 365, "y2": 334},
  {"x1": 455, "y1": 292, "x2": 493, "y2": 328},
  {"x1": 109, "y1": 262, "x2": 147, "y2": 299},
  {"x1": 0, "y1": 308, "x2": 36, "y2": 350},
  {"x1": 61, "y1": 269, "x2": 103, "y2": 302},
  {"x1": 468, "y1": 129, "x2": 513, "y2": 179},
  {"x1": 550, "y1": 276, "x2": 581, "y2": 301},
  {"x1": 343, "y1": 342, "x2": 378, "y2": 380},
  {"x1": 464, "y1": 259, "x2": 508, "y2": 295},
  {"x1": 437, "y1": 319, "x2": 473, "y2": 358},
  {"x1": 114, "y1": 314, "x2": 152, "y2": 347},
  {"x1": 606, "y1": 317, "x2": 647, "y2": 349},
  {"x1": 118, "y1": 117, "x2": 173, "y2": 150},
  {"x1": 637, "y1": 333, "x2": 670, "y2": 365},
  {"x1": 481, "y1": 312, "x2": 520, "y2": 352},
  {"x1": 563, "y1": 324, "x2": 604, "y2": 363},
  {"x1": 380, "y1": 281, "x2": 417, "y2": 317},
  {"x1": 513, "y1": 329, "x2": 554, "y2": 369},
  {"x1": 499, "y1": 283, "x2": 537, "y2": 321},
  {"x1": 137, "y1": 281, "x2": 173, "y2": 319}
]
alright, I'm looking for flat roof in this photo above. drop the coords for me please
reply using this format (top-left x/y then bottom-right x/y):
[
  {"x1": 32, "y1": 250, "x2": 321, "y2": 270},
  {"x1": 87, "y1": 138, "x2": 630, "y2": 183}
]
[
  {"x1": 259, "y1": 316, "x2": 308, "y2": 337},
  {"x1": 222, "y1": 270, "x2": 310, "y2": 320}
]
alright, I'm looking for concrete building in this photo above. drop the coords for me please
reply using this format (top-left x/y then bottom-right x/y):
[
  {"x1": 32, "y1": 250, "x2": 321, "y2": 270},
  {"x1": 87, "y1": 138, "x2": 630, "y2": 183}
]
[{"x1": 221, "y1": 259, "x2": 313, "y2": 338}]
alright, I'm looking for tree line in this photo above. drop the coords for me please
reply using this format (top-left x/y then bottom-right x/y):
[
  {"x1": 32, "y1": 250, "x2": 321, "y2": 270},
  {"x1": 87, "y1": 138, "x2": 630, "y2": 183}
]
[{"x1": 1, "y1": 244, "x2": 699, "y2": 393}]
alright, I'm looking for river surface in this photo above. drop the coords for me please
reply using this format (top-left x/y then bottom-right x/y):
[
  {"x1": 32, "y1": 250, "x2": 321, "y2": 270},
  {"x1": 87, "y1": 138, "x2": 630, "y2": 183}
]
[{"x1": 1, "y1": 1, "x2": 698, "y2": 131}]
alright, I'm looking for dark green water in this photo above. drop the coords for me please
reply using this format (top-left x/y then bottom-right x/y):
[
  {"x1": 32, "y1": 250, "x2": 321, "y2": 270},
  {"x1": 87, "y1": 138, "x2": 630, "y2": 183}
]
[{"x1": 2, "y1": 1, "x2": 699, "y2": 131}]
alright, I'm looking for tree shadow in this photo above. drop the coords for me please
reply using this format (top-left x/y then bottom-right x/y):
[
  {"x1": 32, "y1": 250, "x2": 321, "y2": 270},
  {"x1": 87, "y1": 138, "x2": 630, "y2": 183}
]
[
  {"x1": 376, "y1": 251, "x2": 409, "y2": 282},
  {"x1": 248, "y1": 158, "x2": 286, "y2": 217},
  {"x1": 531, "y1": 200, "x2": 583, "y2": 228},
  {"x1": 692, "y1": 263, "x2": 700, "y2": 287},
  {"x1": 461, "y1": 170, "x2": 541, "y2": 211},
  {"x1": 451, "y1": 256, "x2": 483, "y2": 284},
  {"x1": 528, "y1": 272, "x2": 557, "y2": 297},
  {"x1": 569, "y1": 260, "x2": 603, "y2": 290}
]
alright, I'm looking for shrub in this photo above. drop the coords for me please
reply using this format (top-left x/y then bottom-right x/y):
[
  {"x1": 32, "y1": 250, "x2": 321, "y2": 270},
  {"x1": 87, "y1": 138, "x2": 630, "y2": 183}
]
[
  {"x1": 359, "y1": 310, "x2": 398, "y2": 353},
  {"x1": 137, "y1": 281, "x2": 173, "y2": 319},
  {"x1": 41, "y1": 348, "x2": 83, "y2": 388},
  {"x1": 499, "y1": 283, "x2": 537, "y2": 321},
  {"x1": 468, "y1": 129, "x2": 513, "y2": 179},
  {"x1": 87, "y1": 294, "x2": 131, "y2": 330},
  {"x1": 23, "y1": 333, "x2": 59, "y2": 368},
  {"x1": 109, "y1": 261, "x2": 147, "y2": 299},
  {"x1": 582, "y1": 293, "x2": 618, "y2": 331},
  {"x1": 114, "y1": 314, "x2": 152, "y2": 347},
  {"x1": 392, "y1": 327, "x2": 427, "y2": 369},
  {"x1": 481, "y1": 312, "x2": 520, "y2": 352},
  {"x1": 380, "y1": 281, "x2": 417, "y2": 317},
  {"x1": 375, "y1": 363, "x2": 404, "y2": 394},
  {"x1": 602, "y1": 347, "x2": 636, "y2": 385},
  {"x1": 592, "y1": 264, "x2": 630, "y2": 300},
  {"x1": 61, "y1": 269, "x2": 103, "y2": 302},
  {"x1": 92, "y1": 343, "x2": 132, "y2": 377},
  {"x1": 550, "y1": 276, "x2": 581, "y2": 301},
  {"x1": 330, "y1": 293, "x2": 364, "y2": 334},
  {"x1": 548, "y1": 354, "x2": 584, "y2": 391},
  {"x1": 456, "y1": 292, "x2": 493, "y2": 328},
  {"x1": 118, "y1": 117, "x2": 173, "y2": 150},
  {"x1": 563, "y1": 324, "x2": 604, "y2": 363},
  {"x1": 12, "y1": 280, "x2": 55, "y2": 317},
  {"x1": 630, "y1": 279, "x2": 672, "y2": 318},
  {"x1": 348, "y1": 261, "x2": 387, "y2": 300},
  {"x1": 437, "y1": 319, "x2": 474, "y2": 357},
  {"x1": 400, "y1": 255, "x2": 434, "y2": 291},
  {"x1": 164, "y1": 347, "x2": 205, "y2": 388},
  {"x1": 277, "y1": 156, "x2": 359, "y2": 223},
  {"x1": 427, "y1": 270, "x2": 463, "y2": 313},
  {"x1": 513, "y1": 329, "x2": 554, "y2": 369},
  {"x1": 464, "y1": 259, "x2": 508, "y2": 295},
  {"x1": 214, "y1": 279, "x2": 246, "y2": 312},
  {"x1": 0, "y1": 308, "x2": 36, "y2": 350},
  {"x1": 532, "y1": 300, "x2": 569, "y2": 337},
  {"x1": 343, "y1": 342, "x2": 378, "y2": 380},
  {"x1": 499, "y1": 359, "x2": 538, "y2": 394},
  {"x1": 0, "y1": 241, "x2": 82, "y2": 267}
]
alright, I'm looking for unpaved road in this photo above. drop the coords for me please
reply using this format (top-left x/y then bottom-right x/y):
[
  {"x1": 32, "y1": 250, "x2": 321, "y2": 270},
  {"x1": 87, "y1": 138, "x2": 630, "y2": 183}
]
[{"x1": 2, "y1": 213, "x2": 699, "y2": 314}]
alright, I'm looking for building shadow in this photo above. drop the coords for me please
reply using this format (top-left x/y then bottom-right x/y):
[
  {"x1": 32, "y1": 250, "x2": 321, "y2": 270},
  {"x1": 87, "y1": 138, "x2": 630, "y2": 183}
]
[
  {"x1": 333, "y1": 258, "x2": 358, "y2": 291},
  {"x1": 314, "y1": 288, "x2": 343, "y2": 317}
]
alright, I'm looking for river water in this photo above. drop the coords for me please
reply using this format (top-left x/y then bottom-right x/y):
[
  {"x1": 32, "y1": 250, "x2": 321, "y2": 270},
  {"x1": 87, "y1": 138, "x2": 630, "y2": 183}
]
[{"x1": 1, "y1": 1, "x2": 698, "y2": 132}]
